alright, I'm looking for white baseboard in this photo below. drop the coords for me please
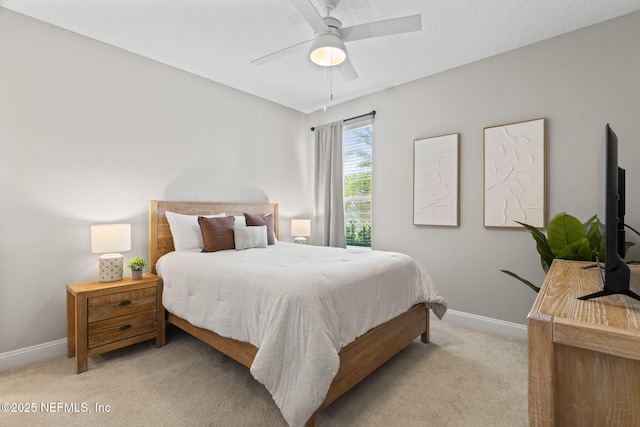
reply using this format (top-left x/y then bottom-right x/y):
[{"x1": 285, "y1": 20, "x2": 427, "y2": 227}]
[
  {"x1": 0, "y1": 310, "x2": 527, "y2": 371},
  {"x1": 437, "y1": 309, "x2": 527, "y2": 340},
  {"x1": 0, "y1": 338, "x2": 68, "y2": 371}
]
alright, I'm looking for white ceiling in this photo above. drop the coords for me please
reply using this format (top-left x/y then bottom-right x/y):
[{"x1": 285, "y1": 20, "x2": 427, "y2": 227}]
[{"x1": 2, "y1": 0, "x2": 640, "y2": 113}]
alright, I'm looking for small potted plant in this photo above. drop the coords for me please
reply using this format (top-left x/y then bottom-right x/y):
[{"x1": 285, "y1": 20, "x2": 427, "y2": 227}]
[{"x1": 126, "y1": 255, "x2": 147, "y2": 280}]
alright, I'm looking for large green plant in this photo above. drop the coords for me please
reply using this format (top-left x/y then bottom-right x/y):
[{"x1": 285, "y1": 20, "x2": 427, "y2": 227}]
[{"x1": 501, "y1": 212, "x2": 635, "y2": 292}]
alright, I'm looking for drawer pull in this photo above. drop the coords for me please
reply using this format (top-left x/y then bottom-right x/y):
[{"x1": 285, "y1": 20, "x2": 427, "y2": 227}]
[
  {"x1": 119, "y1": 300, "x2": 132, "y2": 306},
  {"x1": 119, "y1": 324, "x2": 132, "y2": 331}
]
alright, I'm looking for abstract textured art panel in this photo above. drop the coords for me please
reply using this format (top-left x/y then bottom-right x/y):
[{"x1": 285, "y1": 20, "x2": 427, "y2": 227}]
[
  {"x1": 413, "y1": 133, "x2": 459, "y2": 226},
  {"x1": 483, "y1": 118, "x2": 546, "y2": 228}
]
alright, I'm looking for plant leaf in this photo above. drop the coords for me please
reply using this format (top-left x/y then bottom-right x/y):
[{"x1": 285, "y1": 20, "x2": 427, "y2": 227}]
[
  {"x1": 625, "y1": 241, "x2": 636, "y2": 257},
  {"x1": 554, "y1": 237, "x2": 593, "y2": 260},
  {"x1": 583, "y1": 214, "x2": 597, "y2": 229},
  {"x1": 500, "y1": 270, "x2": 541, "y2": 293},
  {"x1": 515, "y1": 221, "x2": 555, "y2": 274},
  {"x1": 547, "y1": 212, "x2": 587, "y2": 255},
  {"x1": 585, "y1": 217, "x2": 602, "y2": 260}
]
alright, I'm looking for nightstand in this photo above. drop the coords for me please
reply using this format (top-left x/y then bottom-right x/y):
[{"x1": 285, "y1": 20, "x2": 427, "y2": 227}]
[{"x1": 66, "y1": 274, "x2": 165, "y2": 373}]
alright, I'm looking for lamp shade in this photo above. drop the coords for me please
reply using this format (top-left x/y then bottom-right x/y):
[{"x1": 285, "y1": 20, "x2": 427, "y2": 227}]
[
  {"x1": 91, "y1": 224, "x2": 131, "y2": 254},
  {"x1": 291, "y1": 219, "x2": 311, "y2": 237},
  {"x1": 309, "y1": 33, "x2": 346, "y2": 66},
  {"x1": 91, "y1": 224, "x2": 131, "y2": 282}
]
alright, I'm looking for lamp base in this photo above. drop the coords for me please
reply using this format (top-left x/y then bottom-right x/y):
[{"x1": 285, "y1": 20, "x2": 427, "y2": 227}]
[
  {"x1": 294, "y1": 236, "x2": 307, "y2": 244},
  {"x1": 98, "y1": 253, "x2": 124, "y2": 282}
]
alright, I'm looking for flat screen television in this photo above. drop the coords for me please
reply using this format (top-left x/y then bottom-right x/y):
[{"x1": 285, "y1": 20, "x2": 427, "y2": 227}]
[{"x1": 579, "y1": 124, "x2": 640, "y2": 301}]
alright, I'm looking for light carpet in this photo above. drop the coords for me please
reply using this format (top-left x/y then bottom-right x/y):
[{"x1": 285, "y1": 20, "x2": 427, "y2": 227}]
[{"x1": 0, "y1": 319, "x2": 527, "y2": 426}]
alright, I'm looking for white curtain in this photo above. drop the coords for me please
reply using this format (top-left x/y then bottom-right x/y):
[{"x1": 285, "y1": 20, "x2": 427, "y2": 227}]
[{"x1": 313, "y1": 120, "x2": 346, "y2": 247}]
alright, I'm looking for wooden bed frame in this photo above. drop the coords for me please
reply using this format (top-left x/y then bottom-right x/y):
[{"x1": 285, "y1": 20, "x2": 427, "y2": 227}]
[{"x1": 148, "y1": 200, "x2": 431, "y2": 426}]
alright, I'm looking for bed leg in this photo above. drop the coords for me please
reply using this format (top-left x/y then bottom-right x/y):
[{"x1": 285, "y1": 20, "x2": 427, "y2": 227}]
[
  {"x1": 420, "y1": 307, "x2": 430, "y2": 343},
  {"x1": 304, "y1": 414, "x2": 316, "y2": 427}
]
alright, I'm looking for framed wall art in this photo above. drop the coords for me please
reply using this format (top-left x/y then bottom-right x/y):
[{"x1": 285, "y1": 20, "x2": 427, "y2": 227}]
[
  {"x1": 483, "y1": 118, "x2": 546, "y2": 228},
  {"x1": 413, "y1": 133, "x2": 459, "y2": 226}
]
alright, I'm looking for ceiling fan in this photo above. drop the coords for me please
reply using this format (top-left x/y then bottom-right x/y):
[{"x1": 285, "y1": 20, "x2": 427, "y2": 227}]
[{"x1": 251, "y1": 0, "x2": 422, "y2": 82}]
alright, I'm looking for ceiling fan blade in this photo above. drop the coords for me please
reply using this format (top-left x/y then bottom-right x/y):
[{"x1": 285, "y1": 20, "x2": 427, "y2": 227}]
[
  {"x1": 341, "y1": 14, "x2": 422, "y2": 42},
  {"x1": 289, "y1": 0, "x2": 328, "y2": 34},
  {"x1": 337, "y1": 57, "x2": 358, "y2": 82},
  {"x1": 251, "y1": 39, "x2": 312, "y2": 65}
]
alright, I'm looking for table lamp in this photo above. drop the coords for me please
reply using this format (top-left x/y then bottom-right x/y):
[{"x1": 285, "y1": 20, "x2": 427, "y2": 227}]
[
  {"x1": 291, "y1": 219, "x2": 311, "y2": 244},
  {"x1": 91, "y1": 224, "x2": 131, "y2": 282}
]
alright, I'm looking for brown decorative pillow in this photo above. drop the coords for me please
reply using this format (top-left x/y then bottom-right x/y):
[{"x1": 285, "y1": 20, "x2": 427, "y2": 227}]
[
  {"x1": 198, "y1": 216, "x2": 235, "y2": 252},
  {"x1": 244, "y1": 213, "x2": 275, "y2": 245}
]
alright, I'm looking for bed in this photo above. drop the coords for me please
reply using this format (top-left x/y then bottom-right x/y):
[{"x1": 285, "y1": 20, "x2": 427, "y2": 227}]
[{"x1": 148, "y1": 200, "x2": 446, "y2": 426}]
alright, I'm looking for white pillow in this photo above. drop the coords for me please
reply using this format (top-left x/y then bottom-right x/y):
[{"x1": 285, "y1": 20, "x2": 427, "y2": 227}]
[
  {"x1": 166, "y1": 211, "x2": 225, "y2": 251},
  {"x1": 236, "y1": 214, "x2": 278, "y2": 242},
  {"x1": 234, "y1": 226, "x2": 268, "y2": 250},
  {"x1": 233, "y1": 215, "x2": 247, "y2": 227}
]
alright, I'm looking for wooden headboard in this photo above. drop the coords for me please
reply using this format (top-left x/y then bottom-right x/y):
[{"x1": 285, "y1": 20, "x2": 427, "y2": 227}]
[{"x1": 148, "y1": 200, "x2": 279, "y2": 274}]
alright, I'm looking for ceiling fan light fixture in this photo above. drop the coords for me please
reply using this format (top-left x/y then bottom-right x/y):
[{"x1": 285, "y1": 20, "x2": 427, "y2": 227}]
[{"x1": 309, "y1": 33, "x2": 346, "y2": 66}]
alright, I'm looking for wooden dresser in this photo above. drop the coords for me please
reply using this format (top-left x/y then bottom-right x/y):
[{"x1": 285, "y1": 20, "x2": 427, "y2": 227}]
[
  {"x1": 528, "y1": 259, "x2": 640, "y2": 426},
  {"x1": 67, "y1": 274, "x2": 165, "y2": 373}
]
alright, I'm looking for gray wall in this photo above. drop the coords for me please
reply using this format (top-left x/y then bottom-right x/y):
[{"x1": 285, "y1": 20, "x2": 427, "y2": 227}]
[
  {"x1": 1, "y1": 7, "x2": 639, "y2": 356},
  {"x1": 308, "y1": 10, "x2": 640, "y2": 324},
  {"x1": 0, "y1": 9, "x2": 309, "y2": 354}
]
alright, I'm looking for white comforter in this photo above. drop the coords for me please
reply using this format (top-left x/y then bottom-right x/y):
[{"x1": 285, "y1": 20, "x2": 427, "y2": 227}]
[{"x1": 157, "y1": 242, "x2": 446, "y2": 426}]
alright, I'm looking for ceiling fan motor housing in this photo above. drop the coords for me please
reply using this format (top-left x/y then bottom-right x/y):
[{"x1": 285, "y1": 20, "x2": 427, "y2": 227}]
[{"x1": 321, "y1": 16, "x2": 342, "y2": 32}]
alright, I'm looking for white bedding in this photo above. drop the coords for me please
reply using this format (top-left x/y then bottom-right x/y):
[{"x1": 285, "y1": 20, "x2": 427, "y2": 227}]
[{"x1": 157, "y1": 242, "x2": 447, "y2": 427}]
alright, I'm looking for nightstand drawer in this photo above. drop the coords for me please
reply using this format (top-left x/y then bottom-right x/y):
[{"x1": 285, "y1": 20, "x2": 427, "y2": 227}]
[
  {"x1": 88, "y1": 309, "x2": 158, "y2": 349},
  {"x1": 88, "y1": 287, "x2": 157, "y2": 322}
]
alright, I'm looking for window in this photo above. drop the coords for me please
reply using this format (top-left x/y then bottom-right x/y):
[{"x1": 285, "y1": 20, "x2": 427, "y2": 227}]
[{"x1": 343, "y1": 121, "x2": 372, "y2": 247}]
